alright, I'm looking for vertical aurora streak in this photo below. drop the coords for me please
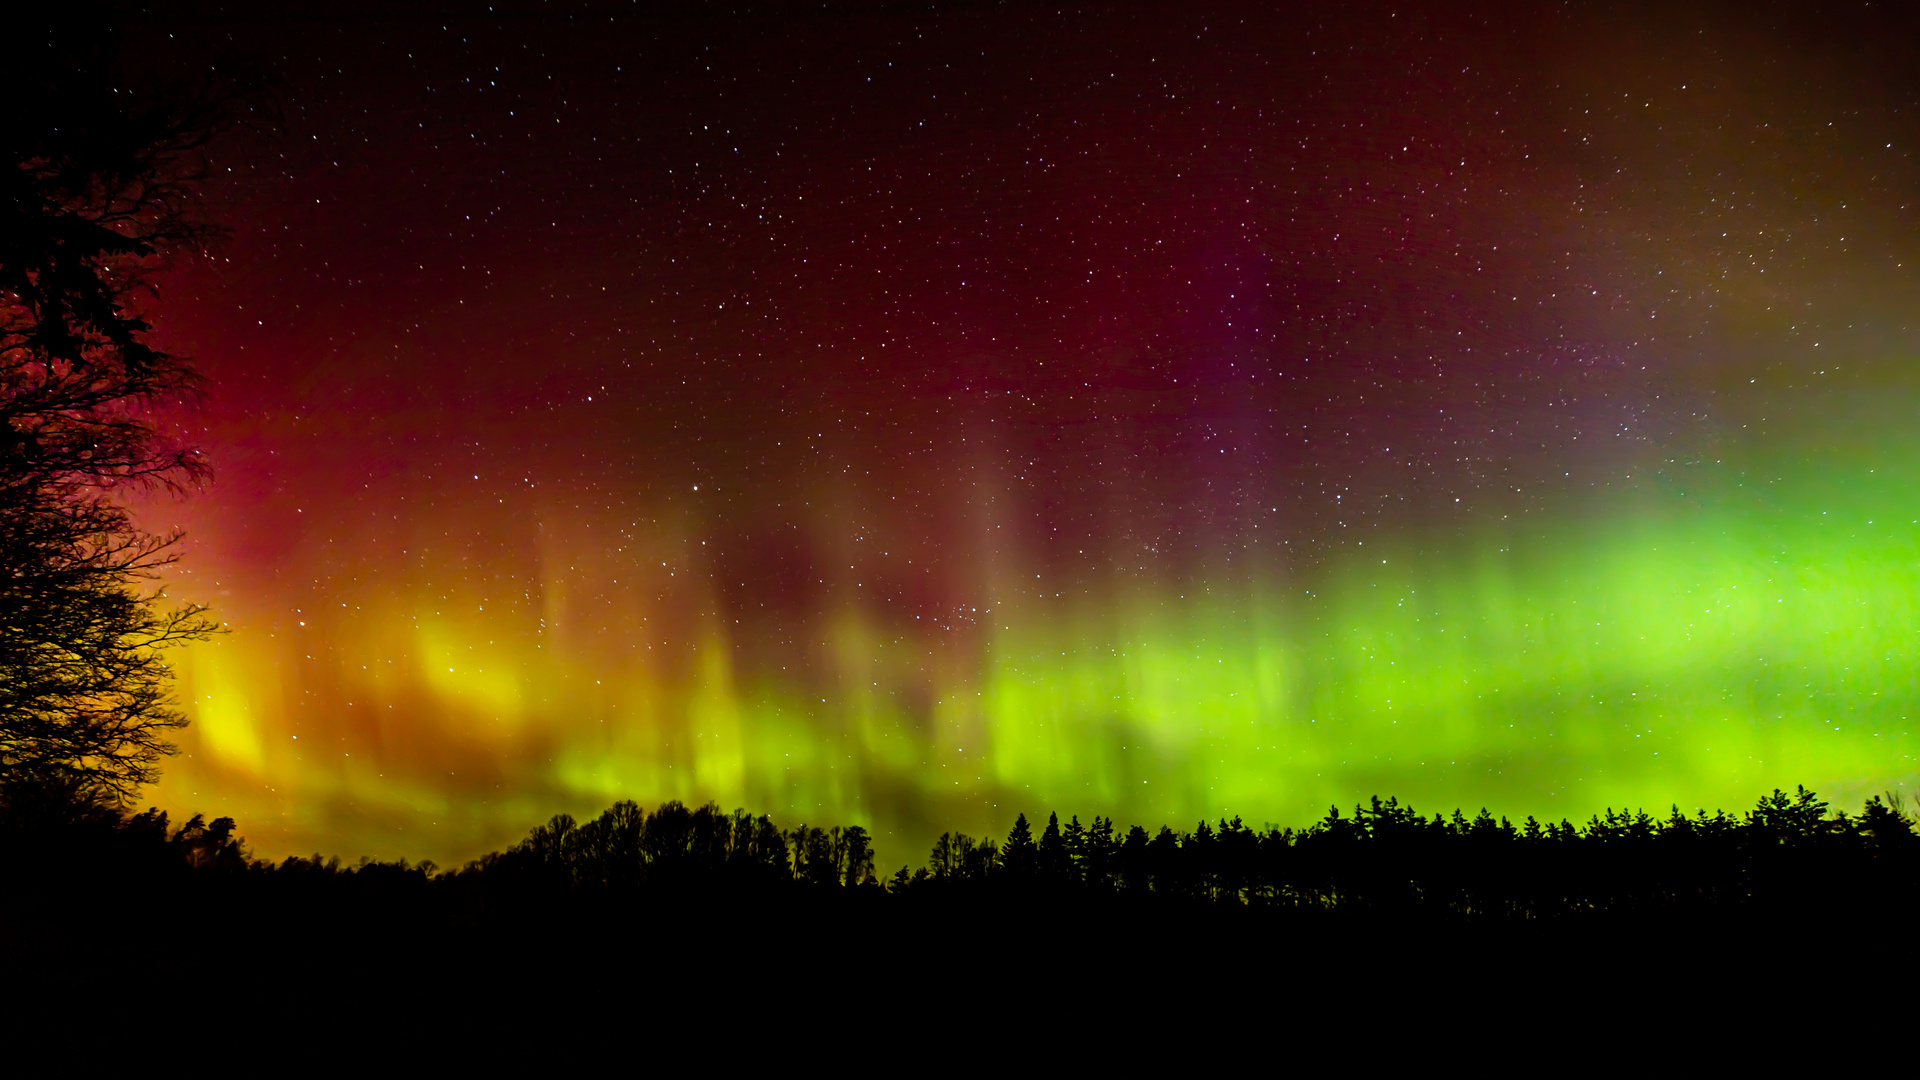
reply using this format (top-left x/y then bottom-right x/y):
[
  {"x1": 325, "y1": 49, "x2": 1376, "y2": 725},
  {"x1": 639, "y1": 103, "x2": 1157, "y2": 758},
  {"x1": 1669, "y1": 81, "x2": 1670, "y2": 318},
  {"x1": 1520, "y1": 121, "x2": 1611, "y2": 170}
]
[{"x1": 155, "y1": 384, "x2": 1920, "y2": 864}]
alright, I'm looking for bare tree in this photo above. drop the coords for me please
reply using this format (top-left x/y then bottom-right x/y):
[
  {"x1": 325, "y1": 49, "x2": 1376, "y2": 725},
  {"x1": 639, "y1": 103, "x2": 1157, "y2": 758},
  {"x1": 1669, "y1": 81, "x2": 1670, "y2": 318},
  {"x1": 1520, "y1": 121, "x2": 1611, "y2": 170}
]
[{"x1": 1, "y1": 16, "x2": 262, "y2": 806}]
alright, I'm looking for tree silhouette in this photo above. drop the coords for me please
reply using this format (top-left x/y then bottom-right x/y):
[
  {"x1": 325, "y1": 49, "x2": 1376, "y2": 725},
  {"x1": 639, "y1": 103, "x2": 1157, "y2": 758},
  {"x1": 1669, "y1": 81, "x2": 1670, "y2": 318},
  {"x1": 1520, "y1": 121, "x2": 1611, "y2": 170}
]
[
  {"x1": 0, "y1": 12, "x2": 261, "y2": 807},
  {"x1": 1117, "y1": 824, "x2": 1151, "y2": 892},
  {"x1": 7, "y1": 783, "x2": 1913, "y2": 978},
  {"x1": 928, "y1": 831, "x2": 965, "y2": 880},
  {"x1": 1038, "y1": 811, "x2": 1069, "y2": 884},
  {"x1": 1081, "y1": 816, "x2": 1118, "y2": 892},
  {"x1": 839, "y1": 825, "x2": 876, "y2": 887},
  {"x1": 1000, "y1": 813, "x2": 1038, "y2": 880},
  {"x1": 1061, "y1": 815, "x2": 1088, "y2": 886}
]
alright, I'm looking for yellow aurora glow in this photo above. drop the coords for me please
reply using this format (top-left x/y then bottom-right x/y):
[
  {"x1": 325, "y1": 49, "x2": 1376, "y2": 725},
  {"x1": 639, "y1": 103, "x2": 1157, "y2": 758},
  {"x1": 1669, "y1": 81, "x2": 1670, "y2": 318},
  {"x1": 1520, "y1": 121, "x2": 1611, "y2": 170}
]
[{"x1": 149, "y1": 386, "x2": 1920, "y2": 869}]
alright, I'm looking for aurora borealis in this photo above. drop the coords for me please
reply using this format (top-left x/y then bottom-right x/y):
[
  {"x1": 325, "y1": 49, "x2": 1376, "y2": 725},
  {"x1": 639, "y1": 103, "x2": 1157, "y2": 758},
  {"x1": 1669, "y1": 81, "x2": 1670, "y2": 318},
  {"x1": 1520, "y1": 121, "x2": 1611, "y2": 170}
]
[{"x1": 125, "y1": 2, "x2": 1920, "y2": 867}]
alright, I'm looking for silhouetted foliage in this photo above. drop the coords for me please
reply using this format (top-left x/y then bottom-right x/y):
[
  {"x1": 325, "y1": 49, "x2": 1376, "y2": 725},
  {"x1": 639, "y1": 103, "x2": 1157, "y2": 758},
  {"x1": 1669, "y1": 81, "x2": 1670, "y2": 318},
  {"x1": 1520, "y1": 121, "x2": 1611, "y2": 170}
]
[
  {"x1": 924, "y1": 829, "x2": 997, "y2": 887},
  {"x1": 998, "y1": 812, "x2": 1038, "y2": 881},
  {"x1": 882, "y1": 785, "x2": 1920, "y2": 923},
  {"x1": 4, "y1": 784, "x2": 1915, "y2": 969},
  {"x1": 1, "y1": 10, "x2": 267, "y2": 804}
]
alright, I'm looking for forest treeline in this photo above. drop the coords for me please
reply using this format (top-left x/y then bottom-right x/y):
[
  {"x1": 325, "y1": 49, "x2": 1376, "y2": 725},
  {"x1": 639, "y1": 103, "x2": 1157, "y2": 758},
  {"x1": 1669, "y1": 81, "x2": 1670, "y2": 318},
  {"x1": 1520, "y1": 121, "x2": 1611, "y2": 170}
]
[{"x1": 4, "y1": 785, "x2": 1914, "y2": 922}]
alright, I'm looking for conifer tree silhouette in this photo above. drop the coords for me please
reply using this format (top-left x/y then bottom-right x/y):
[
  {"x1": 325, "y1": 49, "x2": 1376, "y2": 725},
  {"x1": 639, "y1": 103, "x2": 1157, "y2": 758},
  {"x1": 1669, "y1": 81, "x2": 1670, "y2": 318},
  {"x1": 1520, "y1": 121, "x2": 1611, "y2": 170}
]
[
  {"x1": 1083, "y1": 816, "x2": 1118, "y2": 892},
  {"x1": 1001, "y1": 813, "x2": 1038, "y2": 880},
  {"x1": 1061, "y1": 815, "x2": 1088, "y2": 886},
  {"x1": 1039, "y1": 811, "x2": 1069, "y2": 884}
]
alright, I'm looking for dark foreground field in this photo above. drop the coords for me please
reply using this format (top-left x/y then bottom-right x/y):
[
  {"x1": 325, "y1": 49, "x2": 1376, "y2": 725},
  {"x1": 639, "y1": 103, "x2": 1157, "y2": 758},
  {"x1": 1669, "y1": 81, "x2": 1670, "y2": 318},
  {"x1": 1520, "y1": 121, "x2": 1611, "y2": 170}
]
[{"x1": 5, "y1": 787, "x2": 1915, "y2": 1049}]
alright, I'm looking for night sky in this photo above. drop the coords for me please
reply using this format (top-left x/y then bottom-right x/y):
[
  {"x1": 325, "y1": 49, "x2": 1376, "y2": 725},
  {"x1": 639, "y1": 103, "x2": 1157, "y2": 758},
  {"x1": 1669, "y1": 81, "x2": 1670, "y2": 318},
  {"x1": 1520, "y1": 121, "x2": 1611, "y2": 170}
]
[{"x1": 126, "y1": 2, "x2": 1920, "y2": 867}]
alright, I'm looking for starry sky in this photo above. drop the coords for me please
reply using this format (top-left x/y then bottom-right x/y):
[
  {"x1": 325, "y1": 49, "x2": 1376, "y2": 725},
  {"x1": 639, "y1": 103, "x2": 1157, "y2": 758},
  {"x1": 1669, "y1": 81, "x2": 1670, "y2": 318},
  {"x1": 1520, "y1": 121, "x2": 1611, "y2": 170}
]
[{"x1": 126, "y1": 1, "x2": 1920, "y2": 866}]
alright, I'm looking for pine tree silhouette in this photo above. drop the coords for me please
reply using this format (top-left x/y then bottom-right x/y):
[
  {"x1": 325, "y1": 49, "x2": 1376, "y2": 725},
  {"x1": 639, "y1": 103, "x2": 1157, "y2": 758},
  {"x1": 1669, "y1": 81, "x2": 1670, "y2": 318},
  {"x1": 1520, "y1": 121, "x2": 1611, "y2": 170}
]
[
  {"x1": 1039, "y1": 811, "x2": 1069, "y2": 884},
  {"x1": 1062, "y1": 815, "x2": 1088, "y2": 886},
  {"x1": 1001, "y1": 813, "x2": 1038, "y2": 880}
]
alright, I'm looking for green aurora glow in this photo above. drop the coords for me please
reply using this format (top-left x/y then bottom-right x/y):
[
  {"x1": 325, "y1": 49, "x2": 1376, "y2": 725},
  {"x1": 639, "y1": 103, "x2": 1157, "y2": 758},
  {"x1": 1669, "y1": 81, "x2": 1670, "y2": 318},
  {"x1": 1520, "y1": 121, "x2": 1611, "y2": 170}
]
[
  {"x1": 131, "y1": 4, "x2": 1920, "y2": 867},
  {"x1": 160, "y1": 383, "x2": 1920, "y2": 867}
]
